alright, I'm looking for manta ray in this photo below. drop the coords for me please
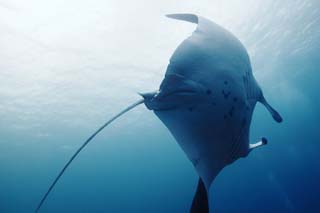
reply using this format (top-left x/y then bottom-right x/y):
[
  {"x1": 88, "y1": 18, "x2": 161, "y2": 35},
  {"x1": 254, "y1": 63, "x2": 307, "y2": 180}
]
[{"x1": 36, "y1": 14, "x2": 282, "y2": 213}]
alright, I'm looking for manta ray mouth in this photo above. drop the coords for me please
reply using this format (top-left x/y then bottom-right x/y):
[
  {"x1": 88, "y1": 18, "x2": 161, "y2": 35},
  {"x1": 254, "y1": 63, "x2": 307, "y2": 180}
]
[
  {"x1": 140, "y1": 88, "x2": 199, "y2": 111},
  {"x1": 150, "y1": 89, "x2": 199, "y2": 111},
  {"x1": 158, "y1": 89, "x2": 198, "y2": 98}
]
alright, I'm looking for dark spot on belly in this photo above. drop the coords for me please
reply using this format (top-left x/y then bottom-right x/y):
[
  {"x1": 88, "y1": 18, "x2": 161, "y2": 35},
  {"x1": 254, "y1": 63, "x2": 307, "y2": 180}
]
[
  {"x1": 188, "y1": 107, "x2": 194, "y2": 112},
  {"x1": 222, "y1": 90, "x2": 231, "y2": 99},
  {"x1": 224, "y1": 80, "x2": 228, "y2": 85},
  {"x1": 233, "y1": 97, "x2": 238, "y2": 102},
  {"x1": 206, "y1": 89, "x2": 212, "y2": 95}
]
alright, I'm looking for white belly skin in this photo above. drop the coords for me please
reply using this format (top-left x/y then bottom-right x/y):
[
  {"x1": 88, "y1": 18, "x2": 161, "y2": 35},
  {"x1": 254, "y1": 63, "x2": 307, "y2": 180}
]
[
  {"x1": 143, "y1": 14, "x2": 264, "y2": 189},
  {"x1": 153, "y1": 73, "x2": 257, "y2": 189}
]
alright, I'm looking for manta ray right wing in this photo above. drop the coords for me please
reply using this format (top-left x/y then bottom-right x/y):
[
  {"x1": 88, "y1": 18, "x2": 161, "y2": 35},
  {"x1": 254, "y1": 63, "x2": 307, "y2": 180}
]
[{"x1": 259, "y1": 96, "x2": 283, "y2": 123}]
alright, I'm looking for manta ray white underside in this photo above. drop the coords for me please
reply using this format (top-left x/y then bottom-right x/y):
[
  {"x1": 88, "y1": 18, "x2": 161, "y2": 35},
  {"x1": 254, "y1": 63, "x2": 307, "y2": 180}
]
[{"x1": 143, "y1": 13, "x2": 282, "y2": 189}]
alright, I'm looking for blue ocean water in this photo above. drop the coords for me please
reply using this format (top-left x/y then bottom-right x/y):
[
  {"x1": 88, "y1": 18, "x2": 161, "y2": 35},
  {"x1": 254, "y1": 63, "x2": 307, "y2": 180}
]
[{"x1": 0, "y1": 0, "x2": 319, "y2": 212}]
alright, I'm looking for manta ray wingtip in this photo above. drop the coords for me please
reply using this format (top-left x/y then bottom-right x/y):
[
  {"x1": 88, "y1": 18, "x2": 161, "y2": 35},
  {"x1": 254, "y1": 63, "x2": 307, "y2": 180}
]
[
  {"x1": 165, "y1": 13, "x2": 198, "y2": 24},
  {"x1": 261, "y1": 137, "x2": 268, "y2": 145},
  {"x1": 249, "y1": 137, "x2": 268, "y2": 151},
  {"x1": 260, "y1": 96, "x2": 283, "y2": 123},
  {"x1": 273, "y1": 111, "x2": 283, "y2": 123}
]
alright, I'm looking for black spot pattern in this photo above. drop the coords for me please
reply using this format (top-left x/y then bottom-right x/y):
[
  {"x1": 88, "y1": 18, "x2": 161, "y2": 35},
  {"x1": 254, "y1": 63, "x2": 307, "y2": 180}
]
[{"x1": 222, "y1": 90, "x2": 231, "y2": 99}]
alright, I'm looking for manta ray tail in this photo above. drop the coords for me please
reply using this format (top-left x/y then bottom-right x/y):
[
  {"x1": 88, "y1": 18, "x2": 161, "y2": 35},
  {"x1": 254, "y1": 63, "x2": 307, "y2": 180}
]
[
  {"x1": 190, "y1": 178, "x2": 209, "y2": 213},
  {"x1": 259, "y1": 96, "x2": 283, "y2": 123},
  {"x1": 35, "y1": 98, "x2": 144, "y2": 213}
]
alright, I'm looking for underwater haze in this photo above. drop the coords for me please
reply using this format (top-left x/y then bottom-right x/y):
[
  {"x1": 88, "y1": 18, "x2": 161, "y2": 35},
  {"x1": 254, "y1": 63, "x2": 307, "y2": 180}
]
[{"x1": 1, "y1": 0, "x2": 319, "y2": 212}]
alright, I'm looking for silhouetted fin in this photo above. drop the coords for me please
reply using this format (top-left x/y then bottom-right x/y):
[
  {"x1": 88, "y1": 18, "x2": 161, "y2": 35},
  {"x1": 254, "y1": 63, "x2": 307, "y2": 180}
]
[
  {"x1": 249, "y1": 137, "x2": 268, "y2": 152},
  {"x1": 190, "y1": 178, "x2": 209, "y2": 213},
  {"x1": 259, "y1": 96, "x2": 283, "y2": 123},
  {"x1": 166, "y1": 14, "x2": 198, "y2": 24},
  {"x1": 35, "y1": 99, "x2": 144, "y2": 213}
]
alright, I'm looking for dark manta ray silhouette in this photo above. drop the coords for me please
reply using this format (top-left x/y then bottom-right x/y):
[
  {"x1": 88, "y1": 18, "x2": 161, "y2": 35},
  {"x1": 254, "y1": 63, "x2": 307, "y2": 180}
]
[{"x1": 36, "y1": 14, "x2": 282, "y2": 212}]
